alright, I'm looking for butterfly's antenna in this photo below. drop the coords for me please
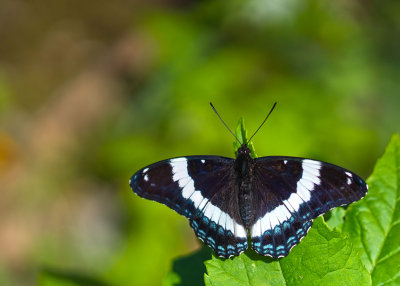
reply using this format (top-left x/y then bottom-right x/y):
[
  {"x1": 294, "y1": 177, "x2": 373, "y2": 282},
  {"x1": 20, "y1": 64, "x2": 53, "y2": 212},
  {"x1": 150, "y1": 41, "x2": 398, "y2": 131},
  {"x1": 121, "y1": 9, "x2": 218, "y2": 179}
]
[
  {"x1": 210, "y1": 102, "x2": 242, "y2": 144},
  {"x1": 248, "y1": 102, "x2": 277, "y2": 143}
]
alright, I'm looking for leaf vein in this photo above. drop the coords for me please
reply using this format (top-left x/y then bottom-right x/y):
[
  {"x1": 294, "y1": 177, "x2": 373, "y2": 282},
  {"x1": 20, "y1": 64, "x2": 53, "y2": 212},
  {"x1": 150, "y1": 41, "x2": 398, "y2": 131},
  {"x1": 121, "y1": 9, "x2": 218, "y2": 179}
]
[{"x1": 376, "y1": 246, "x2": 400, "y2": 265}]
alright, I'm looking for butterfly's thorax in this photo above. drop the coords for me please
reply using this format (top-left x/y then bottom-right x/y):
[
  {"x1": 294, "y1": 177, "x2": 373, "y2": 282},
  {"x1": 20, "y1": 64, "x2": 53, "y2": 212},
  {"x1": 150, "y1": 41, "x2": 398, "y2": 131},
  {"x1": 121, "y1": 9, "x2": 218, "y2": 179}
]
[{"x1": 235, "y1": 145, "x2": 256, "y2": 228}]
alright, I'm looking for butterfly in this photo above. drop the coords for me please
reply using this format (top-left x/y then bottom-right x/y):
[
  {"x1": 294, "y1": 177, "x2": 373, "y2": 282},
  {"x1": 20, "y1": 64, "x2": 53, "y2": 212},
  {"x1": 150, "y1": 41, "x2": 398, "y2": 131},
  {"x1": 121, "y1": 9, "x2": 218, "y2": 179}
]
[{"x1": 129, "y1": 103, "x2": 368, "y2": 258}]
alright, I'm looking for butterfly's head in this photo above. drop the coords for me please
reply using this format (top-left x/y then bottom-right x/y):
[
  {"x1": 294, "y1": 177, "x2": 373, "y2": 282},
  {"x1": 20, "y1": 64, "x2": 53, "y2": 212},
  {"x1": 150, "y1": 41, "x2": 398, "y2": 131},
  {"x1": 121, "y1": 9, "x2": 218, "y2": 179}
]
[{"x1": 237, "y1": 144, "x2": 251, "y2": 156}]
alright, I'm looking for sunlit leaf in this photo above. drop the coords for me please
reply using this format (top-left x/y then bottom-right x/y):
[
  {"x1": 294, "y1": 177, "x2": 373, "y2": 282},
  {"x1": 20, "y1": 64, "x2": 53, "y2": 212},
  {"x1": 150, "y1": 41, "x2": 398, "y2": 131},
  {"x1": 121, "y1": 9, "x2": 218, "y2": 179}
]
[
  {"x1": 343, "y1": 134, "x2": 400, "y2": 285},
  {"x1": 325, "y1": 207, "x2": 346, "y2": 230}
]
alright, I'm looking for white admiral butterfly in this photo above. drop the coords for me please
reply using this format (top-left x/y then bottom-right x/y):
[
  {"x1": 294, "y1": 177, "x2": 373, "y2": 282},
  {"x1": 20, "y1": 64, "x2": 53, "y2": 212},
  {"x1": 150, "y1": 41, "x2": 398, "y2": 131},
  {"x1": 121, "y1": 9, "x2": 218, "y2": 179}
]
[{"x1": 129, "y1": 103, "x2": 368, "y2": 258}]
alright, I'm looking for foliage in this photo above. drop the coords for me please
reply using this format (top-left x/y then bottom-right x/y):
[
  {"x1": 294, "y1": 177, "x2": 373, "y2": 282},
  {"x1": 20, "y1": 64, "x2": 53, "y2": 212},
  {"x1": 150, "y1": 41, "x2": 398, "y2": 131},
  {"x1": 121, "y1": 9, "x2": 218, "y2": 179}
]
[{"x1": 1, "y1": 0, "x2": 400, "y2": 285}]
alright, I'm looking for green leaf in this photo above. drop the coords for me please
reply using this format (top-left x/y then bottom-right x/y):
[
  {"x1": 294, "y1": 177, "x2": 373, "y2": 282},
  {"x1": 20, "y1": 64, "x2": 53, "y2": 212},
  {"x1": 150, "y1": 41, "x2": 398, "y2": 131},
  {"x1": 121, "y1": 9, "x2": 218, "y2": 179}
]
[
  {"x1": 342, "y1": 134, "x2": 400, "y2": 285},
  {"x1": 325, "y1": 207, "x2": 346, "y2": 230},
  {"x1": 204, "y1": 217, "x2": 371, "y2": 286},
  {"x1": 204, "y1": 250, "x2": 285, "y2": 286},
  {"x1": 234, "y1": 118, "x2": 257, "y2": 158}
]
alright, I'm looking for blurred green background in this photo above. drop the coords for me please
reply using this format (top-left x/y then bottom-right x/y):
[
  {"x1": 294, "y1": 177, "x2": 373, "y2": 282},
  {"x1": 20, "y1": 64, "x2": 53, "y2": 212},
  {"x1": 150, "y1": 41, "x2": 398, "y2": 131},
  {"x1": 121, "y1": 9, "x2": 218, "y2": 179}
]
[{"x1": 0, "y1": 0, "x2": 399, "y2": 285}]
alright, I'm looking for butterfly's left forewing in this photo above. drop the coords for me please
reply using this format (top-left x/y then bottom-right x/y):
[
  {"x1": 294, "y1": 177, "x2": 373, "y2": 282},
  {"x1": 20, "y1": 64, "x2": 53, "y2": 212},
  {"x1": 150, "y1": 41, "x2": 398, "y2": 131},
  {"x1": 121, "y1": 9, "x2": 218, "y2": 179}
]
[
  {"x1": 250, "y1": 156, "x2": 368, "y2": 258},
  {"x1": 130, "y1": 156, "x2": 248, "y2": 258}
]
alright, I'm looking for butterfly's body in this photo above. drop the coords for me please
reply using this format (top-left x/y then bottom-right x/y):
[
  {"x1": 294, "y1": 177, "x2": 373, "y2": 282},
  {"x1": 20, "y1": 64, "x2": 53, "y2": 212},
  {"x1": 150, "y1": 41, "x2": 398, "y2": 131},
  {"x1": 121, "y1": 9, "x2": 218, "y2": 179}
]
[{"x1": 235, "y1": 145, "x2": 256, "y2": 228}]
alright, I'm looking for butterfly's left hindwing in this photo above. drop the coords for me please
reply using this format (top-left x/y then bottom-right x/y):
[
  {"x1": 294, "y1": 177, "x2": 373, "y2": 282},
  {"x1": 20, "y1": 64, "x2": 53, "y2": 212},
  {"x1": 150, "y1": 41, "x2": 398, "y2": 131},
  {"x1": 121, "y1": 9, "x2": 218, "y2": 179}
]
[
  {"x1": 130, "y1": 156, "x2": 248, "y2": 258},
  {"x1": 249, "y1": 156, "x2": 368, "y2": 257}
]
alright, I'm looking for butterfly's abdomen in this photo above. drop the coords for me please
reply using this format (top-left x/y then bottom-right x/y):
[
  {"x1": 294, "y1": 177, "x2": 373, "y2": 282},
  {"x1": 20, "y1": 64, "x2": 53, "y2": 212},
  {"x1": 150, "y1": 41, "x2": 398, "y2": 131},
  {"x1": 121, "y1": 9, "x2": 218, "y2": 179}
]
[{"x1": 239, "y1": 185, "x2": 254, "y2": 228}]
